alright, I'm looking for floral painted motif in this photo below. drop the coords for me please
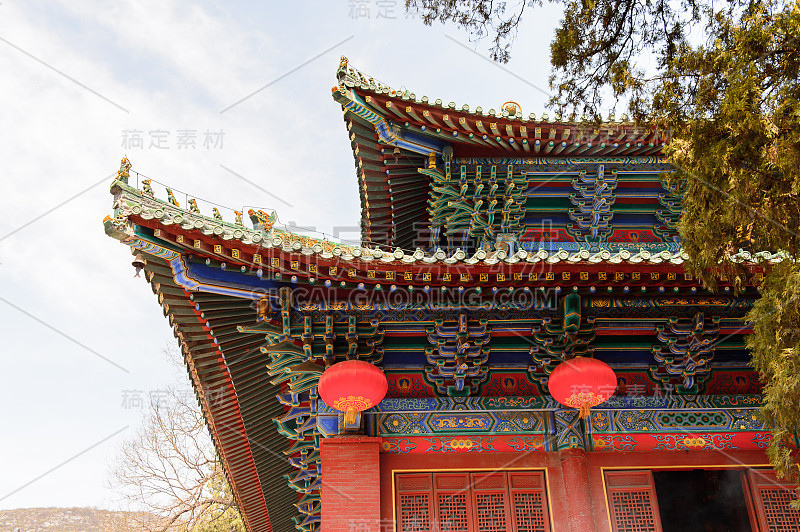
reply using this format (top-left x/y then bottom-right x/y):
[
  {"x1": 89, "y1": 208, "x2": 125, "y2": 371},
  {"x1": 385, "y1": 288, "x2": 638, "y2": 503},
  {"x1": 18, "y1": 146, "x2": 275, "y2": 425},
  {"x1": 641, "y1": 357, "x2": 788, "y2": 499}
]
[
  {"x1": 507, "y1": 435, "x2": 545, "y2": 451},
  {"x1": 381, "y1": 438, "x2": 417, "y2": 454},
  {"x1": 592, "y1": 435, "x2": 638, "y2": 451}
]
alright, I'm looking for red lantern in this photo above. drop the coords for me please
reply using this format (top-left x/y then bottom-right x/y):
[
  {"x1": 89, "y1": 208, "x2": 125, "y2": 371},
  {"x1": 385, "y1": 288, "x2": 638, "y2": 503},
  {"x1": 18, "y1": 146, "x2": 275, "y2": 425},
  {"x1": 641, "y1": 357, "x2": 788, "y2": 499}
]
[
  {"x1": 318, "y1": 360, "x2": 388, "y2": 424},
  {"x1": 548, "y1": 357, "x2": 616, "y2": 419}
]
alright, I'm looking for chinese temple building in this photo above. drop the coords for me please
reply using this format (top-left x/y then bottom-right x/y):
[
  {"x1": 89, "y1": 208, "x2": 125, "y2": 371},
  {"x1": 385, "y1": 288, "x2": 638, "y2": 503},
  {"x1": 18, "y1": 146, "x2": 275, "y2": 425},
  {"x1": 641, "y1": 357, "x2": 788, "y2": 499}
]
[{"x1": 105, "y1": 57, "x2": 800, "y2": 532}]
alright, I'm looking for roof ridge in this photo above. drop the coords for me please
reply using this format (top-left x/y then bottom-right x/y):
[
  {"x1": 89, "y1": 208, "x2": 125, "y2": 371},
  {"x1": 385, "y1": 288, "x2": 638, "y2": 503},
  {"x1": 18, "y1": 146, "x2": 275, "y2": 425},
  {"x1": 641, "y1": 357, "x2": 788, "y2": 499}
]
[
  {"x1": 109, "y1": 163, "x2": 780, "y2": 268},
  {"x1": 335, "y1": 56, "x2": 636, "y2": 126}
]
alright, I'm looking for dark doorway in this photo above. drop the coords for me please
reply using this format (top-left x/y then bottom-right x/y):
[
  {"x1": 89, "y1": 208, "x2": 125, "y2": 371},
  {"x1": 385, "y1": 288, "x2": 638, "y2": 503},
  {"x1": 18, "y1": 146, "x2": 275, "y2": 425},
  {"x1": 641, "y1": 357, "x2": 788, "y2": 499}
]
[{"x1": 653, "y1": 469, "x2": 752, "y2": 532}]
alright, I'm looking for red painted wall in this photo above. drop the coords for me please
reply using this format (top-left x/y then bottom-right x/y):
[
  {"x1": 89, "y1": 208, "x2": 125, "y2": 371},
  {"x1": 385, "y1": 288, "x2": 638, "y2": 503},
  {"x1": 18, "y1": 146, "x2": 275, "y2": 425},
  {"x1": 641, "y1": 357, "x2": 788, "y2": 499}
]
[{"x1": 321, "y1": 436, "x2": 382, "y2": 532}]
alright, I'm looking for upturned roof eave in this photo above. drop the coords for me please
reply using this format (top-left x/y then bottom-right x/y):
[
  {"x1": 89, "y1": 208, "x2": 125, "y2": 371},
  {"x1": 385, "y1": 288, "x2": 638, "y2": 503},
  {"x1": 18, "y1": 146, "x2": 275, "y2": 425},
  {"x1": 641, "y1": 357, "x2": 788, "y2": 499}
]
[
  {"x1": 333, "y1": 58, "x2": 668, "y2": 159},
  {"x1": 111, "y1": 182, "x2": 781, "y2": 272}
]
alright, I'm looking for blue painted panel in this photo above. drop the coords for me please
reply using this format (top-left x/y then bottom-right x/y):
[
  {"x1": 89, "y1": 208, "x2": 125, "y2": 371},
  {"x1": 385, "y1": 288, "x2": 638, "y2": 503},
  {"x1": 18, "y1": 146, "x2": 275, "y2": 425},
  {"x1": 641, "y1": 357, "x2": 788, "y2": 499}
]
[{"x1": 185, "y1": 260, "x2": 286, "y2": 292}]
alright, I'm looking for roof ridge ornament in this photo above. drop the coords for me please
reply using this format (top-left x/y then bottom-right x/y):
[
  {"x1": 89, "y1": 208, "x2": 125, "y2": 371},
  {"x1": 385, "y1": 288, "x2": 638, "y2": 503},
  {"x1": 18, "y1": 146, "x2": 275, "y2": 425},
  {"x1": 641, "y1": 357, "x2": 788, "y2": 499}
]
[
  {"x1": 502, "y1": 101, "x2": 521, "y2": 117},
  {"x1": 117, "y1": 157, "x2": 131, "y2": 184},
  {"x1": 248, "y1": 208, "x2": 277, "y2": 232}
]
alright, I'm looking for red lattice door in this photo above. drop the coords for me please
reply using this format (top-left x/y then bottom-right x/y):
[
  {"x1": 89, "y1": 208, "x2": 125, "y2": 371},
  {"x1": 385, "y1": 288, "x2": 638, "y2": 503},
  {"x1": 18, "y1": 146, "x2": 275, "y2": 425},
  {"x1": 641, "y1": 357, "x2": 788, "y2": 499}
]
[
  {"x1": 434, "y1": 473, "x2": 472, "y2": 532},
  {"x1": 748, "y1": 469, "x2": 800, "y2": 531},
  {"x1": 396, "y1": 473, "x2": 434, "y2": 532},
  {"x1": 471, "y1": 473, "x2": 512, "y2": 532},
  {"x1": 396, "y1": 471, "x2": 552, "y2": 532},
  {"x1": 605, "y1": 470, "x2": 663, "y2": 532},
  {"x1": 508, "y1": 471, "x2": 551, "y2": 532}
]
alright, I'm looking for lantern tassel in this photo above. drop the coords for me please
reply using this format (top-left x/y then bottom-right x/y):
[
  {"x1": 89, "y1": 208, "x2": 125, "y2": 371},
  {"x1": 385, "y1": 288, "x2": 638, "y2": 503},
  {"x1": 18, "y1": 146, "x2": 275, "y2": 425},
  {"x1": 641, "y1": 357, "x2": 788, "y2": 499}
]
[
  {"x1": 579, "y1": 403, "x2": 591, "y2": 419},
  {"x1": 344, "y1": 407, "x2": 358, "y2": 426}
]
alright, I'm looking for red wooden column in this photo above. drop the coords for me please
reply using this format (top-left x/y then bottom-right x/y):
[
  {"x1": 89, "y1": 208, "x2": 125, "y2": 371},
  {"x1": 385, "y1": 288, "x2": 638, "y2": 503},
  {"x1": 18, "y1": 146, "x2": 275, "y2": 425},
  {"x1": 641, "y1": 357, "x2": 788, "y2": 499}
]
[
  {"x1": 559, "y1": 448, "x2": 597, "y2": 532},
  {"x1": 320, "y1": 436, "x2": 382, "y2": 532}
]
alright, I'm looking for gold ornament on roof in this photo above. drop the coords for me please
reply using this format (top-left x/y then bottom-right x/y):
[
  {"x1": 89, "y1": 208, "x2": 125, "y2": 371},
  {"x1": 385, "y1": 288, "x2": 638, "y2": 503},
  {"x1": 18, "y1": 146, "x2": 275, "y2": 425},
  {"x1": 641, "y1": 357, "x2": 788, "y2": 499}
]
[{"x1": 502, "y1": 101, "x2": 522, "y2": 117}]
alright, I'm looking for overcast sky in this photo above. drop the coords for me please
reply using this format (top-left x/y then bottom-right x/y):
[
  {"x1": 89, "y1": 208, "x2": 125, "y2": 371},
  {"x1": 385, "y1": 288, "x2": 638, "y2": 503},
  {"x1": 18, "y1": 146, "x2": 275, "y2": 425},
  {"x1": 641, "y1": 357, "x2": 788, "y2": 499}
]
[{"x1": 0, "y1": 0, "x2": 560, "y2": 510}]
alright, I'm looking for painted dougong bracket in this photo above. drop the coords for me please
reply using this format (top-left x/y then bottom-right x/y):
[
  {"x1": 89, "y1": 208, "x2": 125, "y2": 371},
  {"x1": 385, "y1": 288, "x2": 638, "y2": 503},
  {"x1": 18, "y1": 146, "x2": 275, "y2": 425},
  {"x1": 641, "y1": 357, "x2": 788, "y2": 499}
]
[
  {"x1": 424, "y1": 313, "x2": 490, "y2": 396},
  {"x1": 653, "y1": 176, "x2": 682, "y2": 243},
  {"x1": 245, "y1": 288, "x2": 385, "y2": 532},
  {"x1": 425, "y1": 155, "x2": 526, "y2": 250},
  {"x1": 650, "y1": 312, "x2": 720, "y2": 394},
  {"x1": 568, "y1": 165, "x2": 618, "y2": 242},
  {"x1": 528, "y1": 293, "x2": 596, "y2": 388}
]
